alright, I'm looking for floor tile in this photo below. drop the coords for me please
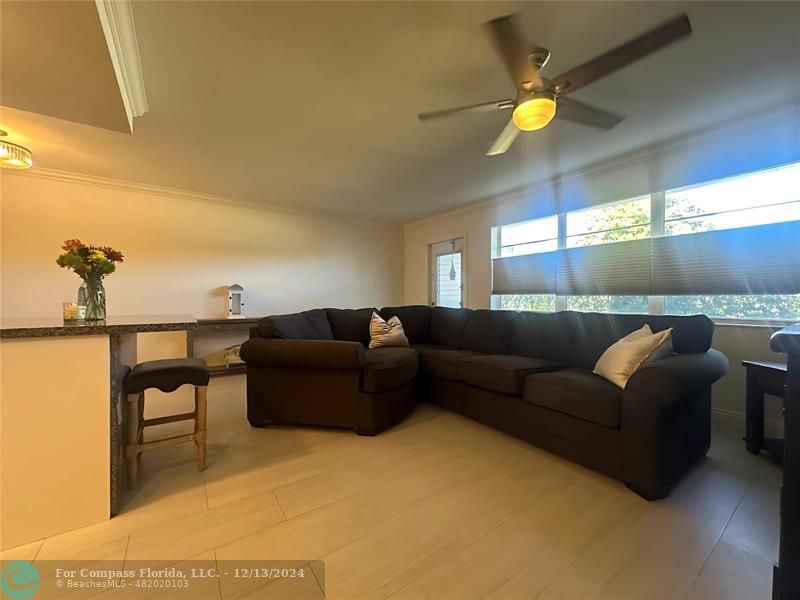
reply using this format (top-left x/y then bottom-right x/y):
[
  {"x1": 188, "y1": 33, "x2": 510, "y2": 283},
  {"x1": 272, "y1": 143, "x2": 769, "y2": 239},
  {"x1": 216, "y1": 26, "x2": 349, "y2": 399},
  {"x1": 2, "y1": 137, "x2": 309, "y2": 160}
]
[
  {"x1": 687, "y1": 542, "x2": 773, "y2": 600},
  {"x1": 18, "y1": 375, "x2": 781, "y2": 600}
]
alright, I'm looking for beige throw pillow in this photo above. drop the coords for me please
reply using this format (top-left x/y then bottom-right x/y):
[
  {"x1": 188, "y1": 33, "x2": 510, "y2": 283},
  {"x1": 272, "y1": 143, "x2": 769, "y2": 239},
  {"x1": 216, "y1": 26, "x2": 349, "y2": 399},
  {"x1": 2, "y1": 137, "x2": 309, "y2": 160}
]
[
  {"x1": 369, "y1": 312, "x2": 409, "y2": 349},
  {"x1": 593, "y1": 325, "x2": 673, "y2": 389}
]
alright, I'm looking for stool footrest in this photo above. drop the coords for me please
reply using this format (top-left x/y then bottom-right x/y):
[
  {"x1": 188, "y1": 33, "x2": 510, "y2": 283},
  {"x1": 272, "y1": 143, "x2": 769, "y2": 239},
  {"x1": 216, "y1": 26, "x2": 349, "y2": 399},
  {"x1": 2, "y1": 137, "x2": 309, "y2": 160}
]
[
  {"x1": 143, "y1": 412, "x2": 196, "y2": 428},
  {"x1": 142, "y1": 433, "x2": 196, "y2": 451}
]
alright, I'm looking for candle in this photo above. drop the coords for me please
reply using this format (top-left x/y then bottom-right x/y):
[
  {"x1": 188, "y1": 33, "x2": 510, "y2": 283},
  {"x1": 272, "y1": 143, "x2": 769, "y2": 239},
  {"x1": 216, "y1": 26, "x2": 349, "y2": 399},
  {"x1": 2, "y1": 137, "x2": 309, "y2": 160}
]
[{"x1": 63, "y1": 302, "x2": 87, "y2": 321}]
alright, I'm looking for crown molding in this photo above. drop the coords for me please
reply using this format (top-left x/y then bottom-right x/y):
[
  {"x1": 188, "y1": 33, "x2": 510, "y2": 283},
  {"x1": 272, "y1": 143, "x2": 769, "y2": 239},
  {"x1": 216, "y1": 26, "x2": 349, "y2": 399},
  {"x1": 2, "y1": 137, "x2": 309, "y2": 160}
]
[
  {"x1": 404, "y1": 98, "x2": 800, "y2": 231},
  {"x1": 2, "y1": 167, "x2": 392, "y2": 227},
  {"x1": 95, "y1": 0, "x2": 148, "y2": 132}
]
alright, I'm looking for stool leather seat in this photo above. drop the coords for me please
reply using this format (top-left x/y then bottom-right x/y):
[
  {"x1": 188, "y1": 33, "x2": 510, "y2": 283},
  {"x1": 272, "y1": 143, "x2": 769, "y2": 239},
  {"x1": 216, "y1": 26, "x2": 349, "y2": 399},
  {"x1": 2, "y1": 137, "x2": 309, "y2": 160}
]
[{"x1": 125, "y1": 358, "x2": 210, "y2": 394}]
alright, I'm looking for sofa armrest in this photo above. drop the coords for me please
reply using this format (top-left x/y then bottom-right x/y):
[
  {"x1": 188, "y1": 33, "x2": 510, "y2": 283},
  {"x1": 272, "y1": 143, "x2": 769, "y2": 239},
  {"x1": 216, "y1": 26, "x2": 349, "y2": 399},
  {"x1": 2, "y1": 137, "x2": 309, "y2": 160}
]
[
  {"x1": 240, "y1": 338, "x2": 365, "y2": 370},
  {"x1": 620, "y1": 349, "x2": 729, "y2": 500},
  {"x1": 631, "y1": 349, "x2": 729, "y2": 387}
]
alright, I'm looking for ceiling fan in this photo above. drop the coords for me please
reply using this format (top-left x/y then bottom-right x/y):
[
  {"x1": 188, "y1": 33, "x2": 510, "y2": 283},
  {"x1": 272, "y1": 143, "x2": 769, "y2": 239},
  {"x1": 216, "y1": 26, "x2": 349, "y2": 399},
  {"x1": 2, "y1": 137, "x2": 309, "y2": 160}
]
[{"x1": 418, "y1": 13, "x2": 692, "y2": 156}]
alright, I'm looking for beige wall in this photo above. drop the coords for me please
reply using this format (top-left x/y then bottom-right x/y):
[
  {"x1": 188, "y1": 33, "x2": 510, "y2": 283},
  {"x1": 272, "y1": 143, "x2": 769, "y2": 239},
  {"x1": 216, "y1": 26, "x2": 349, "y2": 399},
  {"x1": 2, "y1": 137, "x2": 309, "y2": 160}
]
[
  {"x1": 1, "y1": 171, "x2": 404, "y2": 319},
  {"x1": 404, "y1": 104, "x2": 800, "y2": 424},
  {"x1": 713, "y1": 324, "x2": 785, "y2": 432}
]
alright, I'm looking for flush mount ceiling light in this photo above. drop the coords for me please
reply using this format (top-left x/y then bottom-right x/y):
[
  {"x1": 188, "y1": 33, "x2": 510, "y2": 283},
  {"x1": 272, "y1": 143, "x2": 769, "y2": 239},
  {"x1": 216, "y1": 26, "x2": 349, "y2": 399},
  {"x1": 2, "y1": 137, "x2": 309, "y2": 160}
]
[{"x1": 0, "y1": 131, "x2": 33, "y2": 170}]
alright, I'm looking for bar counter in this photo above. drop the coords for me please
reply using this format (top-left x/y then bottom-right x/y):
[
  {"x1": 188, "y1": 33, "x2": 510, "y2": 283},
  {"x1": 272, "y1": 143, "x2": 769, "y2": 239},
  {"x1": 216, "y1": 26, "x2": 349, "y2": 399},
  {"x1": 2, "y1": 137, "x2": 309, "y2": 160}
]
[{"x1": 0, "y1": 315, "x2": 197, "y2": 550}]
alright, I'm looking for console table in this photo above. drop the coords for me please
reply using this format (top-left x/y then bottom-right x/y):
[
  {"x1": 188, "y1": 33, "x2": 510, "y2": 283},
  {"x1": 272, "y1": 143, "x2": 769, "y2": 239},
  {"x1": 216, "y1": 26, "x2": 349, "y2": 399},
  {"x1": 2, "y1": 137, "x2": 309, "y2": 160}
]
[
  {"x1": 187, "y1": 317, "x2": 260, "y2": 377},
  {"x1": 742, "y1": 360, "x2": 786, "y2": 460}
]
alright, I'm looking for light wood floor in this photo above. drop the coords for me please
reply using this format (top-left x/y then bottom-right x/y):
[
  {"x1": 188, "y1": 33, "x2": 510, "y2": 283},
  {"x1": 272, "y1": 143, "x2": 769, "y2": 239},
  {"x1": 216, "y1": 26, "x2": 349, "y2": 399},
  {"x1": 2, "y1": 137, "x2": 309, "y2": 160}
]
[{"x1": 1, "y1": 375, "x2": 781, "y2": 599}]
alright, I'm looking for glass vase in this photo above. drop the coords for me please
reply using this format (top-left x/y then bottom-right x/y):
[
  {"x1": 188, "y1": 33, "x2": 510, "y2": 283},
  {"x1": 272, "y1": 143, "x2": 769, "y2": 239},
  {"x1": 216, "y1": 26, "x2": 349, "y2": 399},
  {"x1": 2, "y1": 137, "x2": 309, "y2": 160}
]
[{"x1": 79, "y1": 280, "x2": 106, "y2": 322}]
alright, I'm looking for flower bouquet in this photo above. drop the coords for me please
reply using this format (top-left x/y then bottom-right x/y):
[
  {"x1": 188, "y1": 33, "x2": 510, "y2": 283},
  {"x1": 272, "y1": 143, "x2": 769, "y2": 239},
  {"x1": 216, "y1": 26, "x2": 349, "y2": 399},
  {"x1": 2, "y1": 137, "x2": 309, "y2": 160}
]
[{"x1": 56, "y1": 239, "x2": 124, "y2": 321}]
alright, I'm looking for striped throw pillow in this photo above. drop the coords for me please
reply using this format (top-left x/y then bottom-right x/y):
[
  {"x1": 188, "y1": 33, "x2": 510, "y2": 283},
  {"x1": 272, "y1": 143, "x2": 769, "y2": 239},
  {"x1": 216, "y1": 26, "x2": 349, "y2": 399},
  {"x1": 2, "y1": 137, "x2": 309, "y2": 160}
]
[{"x1": 369, "y1": 312, "x2": 410, "y2": 349}]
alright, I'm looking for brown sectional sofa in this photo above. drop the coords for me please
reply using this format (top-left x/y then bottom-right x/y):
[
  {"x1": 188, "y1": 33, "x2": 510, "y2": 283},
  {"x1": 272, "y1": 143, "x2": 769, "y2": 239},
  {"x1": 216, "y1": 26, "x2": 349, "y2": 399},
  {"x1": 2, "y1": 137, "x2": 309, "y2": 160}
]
[{"x1": 241, "y1": 305, "x2": 729, "y2": 500}]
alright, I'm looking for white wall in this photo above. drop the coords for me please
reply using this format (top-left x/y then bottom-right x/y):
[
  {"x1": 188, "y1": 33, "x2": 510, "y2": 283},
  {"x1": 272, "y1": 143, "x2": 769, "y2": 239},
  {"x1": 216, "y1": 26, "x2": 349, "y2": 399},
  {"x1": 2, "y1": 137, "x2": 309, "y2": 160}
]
[
  {"x1": 1, "y1": 171, "x2": 404, "y2": 319},
  {"x1": 404, "y1": 102, "x2": 800, "y2": 423}
]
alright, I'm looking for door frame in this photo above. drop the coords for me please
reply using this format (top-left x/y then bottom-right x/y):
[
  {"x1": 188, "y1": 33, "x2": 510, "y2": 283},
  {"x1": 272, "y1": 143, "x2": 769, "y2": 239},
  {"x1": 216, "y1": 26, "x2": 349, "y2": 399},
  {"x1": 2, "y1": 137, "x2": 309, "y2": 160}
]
[{"x1": 428, "y1": 235, "x2": 467, "y2": 308}]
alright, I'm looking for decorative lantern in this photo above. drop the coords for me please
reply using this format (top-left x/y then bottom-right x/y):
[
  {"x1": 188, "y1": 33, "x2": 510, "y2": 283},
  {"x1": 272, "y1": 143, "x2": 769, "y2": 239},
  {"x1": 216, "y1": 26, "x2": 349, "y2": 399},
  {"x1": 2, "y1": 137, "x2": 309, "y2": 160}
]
[{"x1": 227, "y1": 284, "x2": 245, "y2": 319}]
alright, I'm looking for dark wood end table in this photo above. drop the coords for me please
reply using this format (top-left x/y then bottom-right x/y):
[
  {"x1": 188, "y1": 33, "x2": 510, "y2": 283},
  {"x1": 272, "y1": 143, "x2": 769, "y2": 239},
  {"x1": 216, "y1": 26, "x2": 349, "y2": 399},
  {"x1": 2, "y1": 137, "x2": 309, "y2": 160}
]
[{"x1": 742, "y1": 359, "x2": 786, "y2": 460}]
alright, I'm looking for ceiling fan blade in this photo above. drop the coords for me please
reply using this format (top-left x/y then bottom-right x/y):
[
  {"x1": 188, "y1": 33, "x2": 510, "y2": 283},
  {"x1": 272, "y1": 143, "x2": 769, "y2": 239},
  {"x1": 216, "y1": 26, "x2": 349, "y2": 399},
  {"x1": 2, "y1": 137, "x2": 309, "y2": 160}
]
[
  {"x1": 485, "y1": 14, "x2": 543, "y2": 90},
  {"x1": 550, "y1": 14, "x2": 691, "y2": 96},
  {"x1": 418, "y1": 99, "x2": 514, "y2": 121},
  {"x1": 556, "y1": 96, "x2": 624, "y2": 130},
  {"x1": 486, "y1": 119, "x2": 520, "y2": 156}
]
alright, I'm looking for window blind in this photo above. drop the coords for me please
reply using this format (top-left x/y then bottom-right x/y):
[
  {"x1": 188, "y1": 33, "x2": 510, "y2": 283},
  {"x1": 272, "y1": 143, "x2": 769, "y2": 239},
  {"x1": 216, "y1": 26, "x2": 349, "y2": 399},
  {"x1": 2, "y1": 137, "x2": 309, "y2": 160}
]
[
  {"x1": 557, "y1": 238, "x2": 652, "y2": 296},
  {"x1": 651, "y1": 221, "x2": 800, "y2": 295},
  {"x1": 491, "y1": 252, "x2": 557, "y2": 295},
  {"x1": 492, "y1": 221, "x2": 800, "y2": 296}
]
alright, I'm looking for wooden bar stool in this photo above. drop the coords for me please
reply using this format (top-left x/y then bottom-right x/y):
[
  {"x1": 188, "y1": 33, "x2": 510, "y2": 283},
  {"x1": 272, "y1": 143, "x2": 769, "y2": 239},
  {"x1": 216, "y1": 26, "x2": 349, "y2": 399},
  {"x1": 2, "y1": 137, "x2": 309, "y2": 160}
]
[{"x1": 124, "y1": 358, "x2": 210, "y2": 488}]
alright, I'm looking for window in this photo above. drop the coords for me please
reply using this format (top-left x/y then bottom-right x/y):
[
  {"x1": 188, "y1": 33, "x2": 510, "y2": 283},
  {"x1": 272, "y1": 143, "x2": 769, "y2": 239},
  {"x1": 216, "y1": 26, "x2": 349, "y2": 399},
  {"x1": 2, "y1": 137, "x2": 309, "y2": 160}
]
[
  {"x1": 567, "y1": 295, "x2": 648, "y2": 314},
  {"x1": 435, "y1": 252, "x2": 462, "y2": 308},
  {"x1": 662, "y1": 162, "x2": 800, "y2": 319},
  {"x1": 566, "y1": 196, "x2": 650, "y2": 248},
  {"x1": 562, "y1": 196, "x2": 650, "y2": 312},
  {"x1": 664, "y1": 294, "x2": 800, "y2": 321},
  {"x1": 498, "y1": 294, "x2": 556, "y2": 312},
  {"x1": 665, "y1": 162, "x2": 800, "y2": 236},
  {"x1": 493, "y1": 216, "x2": 558, "y2": 311},
  {"x1": 497, "y1": 215, "x2": 558, "y2": 257},
  {"x1": 490, "y1": 161, "x2": 800, "y2": 321}
]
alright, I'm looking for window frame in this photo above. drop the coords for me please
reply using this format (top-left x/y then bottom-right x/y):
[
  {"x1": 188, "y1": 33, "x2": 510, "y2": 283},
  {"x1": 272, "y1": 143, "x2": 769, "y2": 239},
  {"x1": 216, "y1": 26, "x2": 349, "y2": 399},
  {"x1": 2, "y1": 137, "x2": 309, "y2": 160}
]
[{"x1": 495, "y1": 214, "x2": 559, "y2": 258}]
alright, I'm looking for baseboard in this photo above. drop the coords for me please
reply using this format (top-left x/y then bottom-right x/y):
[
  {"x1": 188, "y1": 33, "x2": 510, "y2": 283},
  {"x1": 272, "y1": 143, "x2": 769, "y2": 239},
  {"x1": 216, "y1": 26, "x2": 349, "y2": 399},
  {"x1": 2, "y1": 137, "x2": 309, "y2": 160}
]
[{"x1": 712, "y1": 407, "x2": 784, "y2": 438}]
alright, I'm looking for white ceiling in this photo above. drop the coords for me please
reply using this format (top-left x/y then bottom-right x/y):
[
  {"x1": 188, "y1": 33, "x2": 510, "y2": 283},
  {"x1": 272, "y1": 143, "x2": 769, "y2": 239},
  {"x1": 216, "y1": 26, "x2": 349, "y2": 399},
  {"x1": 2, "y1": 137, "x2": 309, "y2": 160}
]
[{"x1": 1, "y1": 1, "x2": 799, "y2": 222}]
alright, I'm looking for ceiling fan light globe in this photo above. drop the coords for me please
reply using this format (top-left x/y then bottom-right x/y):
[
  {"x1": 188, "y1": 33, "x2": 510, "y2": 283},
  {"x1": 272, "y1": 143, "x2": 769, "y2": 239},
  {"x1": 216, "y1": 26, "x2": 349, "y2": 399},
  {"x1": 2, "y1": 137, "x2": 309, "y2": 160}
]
[{"x1": 512, "y1": 95, "x2": 556, "y2": 132}]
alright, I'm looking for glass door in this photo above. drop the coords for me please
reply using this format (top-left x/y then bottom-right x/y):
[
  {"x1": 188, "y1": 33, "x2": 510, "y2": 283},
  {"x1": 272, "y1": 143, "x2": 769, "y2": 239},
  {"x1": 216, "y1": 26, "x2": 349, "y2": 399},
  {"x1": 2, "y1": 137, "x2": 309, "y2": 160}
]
[{"x1": 429, "y1": 238, "x2": 465, "y2": 308}]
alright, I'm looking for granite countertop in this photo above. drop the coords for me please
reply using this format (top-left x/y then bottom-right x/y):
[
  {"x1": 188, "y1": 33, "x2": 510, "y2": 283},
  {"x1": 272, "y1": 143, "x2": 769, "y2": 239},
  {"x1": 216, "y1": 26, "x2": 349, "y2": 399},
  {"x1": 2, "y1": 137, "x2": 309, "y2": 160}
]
[{"x1": 0, "y1": 314, "x2": 198, "y2": 339}]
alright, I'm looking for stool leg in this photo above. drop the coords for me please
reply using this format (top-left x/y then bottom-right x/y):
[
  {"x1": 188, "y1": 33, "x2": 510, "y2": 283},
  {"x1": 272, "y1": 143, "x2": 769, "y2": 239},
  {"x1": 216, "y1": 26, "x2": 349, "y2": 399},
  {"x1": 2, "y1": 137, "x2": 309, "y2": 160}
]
[
  {"x1": 126, "y1": 394, "x2": 140, "y2": 488},
  {"x1": 137, "y1": 392, "x2": 145, "y2": 472},
  {"x1": 195, "y1": 385, "x2": 208, "y2": 471}
]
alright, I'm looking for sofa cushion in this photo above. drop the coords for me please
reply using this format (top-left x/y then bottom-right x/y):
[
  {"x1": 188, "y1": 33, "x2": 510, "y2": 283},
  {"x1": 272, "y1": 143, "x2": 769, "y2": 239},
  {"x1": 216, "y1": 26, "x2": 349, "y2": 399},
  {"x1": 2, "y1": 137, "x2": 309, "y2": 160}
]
[
  {"x1": 265, "y1": 309, "x2": 334, "y2": 340},
  {"x1": 410, "y1": 343, "x2": 450, "y2": 352},
  {"x1": 417, "y1": 347, "x2": 483, "y2": 381},
  {"x1": 568, "y1": 312, "x2": 713, "y2": 369},
  {"x1": 362, "y1": 347, "x2": 419, "y2": 393},
  {"x1": 325, "y1": 308, "x2": 375, "y2": 345},
  {"x1": 458, "y1": 354, "x2": 563, "y2": 396},
  {"x1": 523, "y1": 368, "x2": 622, "y2": 428},
  {"x1": 510, "y1": 311, "x2": 575, "y2": 364},
  {"x1": 461, "y1": 310, "x2": 515, "y2": 354},
  {"x1": 379, "y1": 305, "x2": 432, "y2": 345},
  {"x1": 430, "y1": 307, "x2": 471, "y2": 348}
]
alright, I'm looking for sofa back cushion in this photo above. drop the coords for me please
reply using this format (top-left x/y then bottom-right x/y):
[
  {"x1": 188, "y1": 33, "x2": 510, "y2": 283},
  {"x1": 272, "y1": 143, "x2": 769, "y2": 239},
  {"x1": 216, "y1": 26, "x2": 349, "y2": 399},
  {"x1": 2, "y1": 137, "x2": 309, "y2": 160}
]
[
  {"x1": 567, "y1": 311, "x2": 714, "y2": 369},
  {"x1": 261, "y1": 309, "x2": 334, "y2": 340},
  {"x1": 461, "y1": 309, "x2": 514, "y2": 354},
  {"x1": 510, "y1": 311, "x2": 575, "y2": 364},
  {"x1": 379, "y1": 305, "x2": 432, "y2": 345},
  {"x1": 325, "y1": 308, "x2": 375, "y2": 345},
  {"x1": 430, "y1": 307, "x2": 471, "y2": 348}
]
